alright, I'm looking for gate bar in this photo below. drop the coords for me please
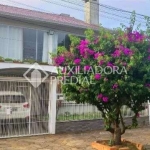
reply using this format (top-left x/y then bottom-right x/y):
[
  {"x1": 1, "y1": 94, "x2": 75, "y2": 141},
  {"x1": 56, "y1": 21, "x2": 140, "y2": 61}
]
[{"x1": 49, "y1": 77, "x2": 57, "y2": 134}]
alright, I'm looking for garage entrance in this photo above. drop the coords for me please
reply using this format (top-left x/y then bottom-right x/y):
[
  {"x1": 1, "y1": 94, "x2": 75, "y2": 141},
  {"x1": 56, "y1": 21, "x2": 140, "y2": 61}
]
[{"x1": 0, "y1": 77, "x2": 55, "y2": 138}]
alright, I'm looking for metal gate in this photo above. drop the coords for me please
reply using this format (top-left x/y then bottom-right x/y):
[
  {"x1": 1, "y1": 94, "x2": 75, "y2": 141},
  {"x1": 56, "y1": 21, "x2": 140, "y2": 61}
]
[{"x1": 0, "y1": 77, "x2": 51, "y2": 138}]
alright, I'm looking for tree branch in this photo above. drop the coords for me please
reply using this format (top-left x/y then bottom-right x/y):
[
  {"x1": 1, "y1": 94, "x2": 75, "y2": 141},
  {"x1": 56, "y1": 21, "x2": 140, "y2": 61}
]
[{"x1": 106, "y1": 127, "x2": 114, "y2": 134}]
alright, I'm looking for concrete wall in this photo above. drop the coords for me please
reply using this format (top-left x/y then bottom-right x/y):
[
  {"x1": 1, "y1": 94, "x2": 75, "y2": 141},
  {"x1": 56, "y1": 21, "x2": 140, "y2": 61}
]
[
  {"x1": 57, "y1": 102, "x2": 148, "y2": 117},
  {"x1": 56, "y1": 117, "x2": 149, "y2": 133},
  {"x1": 58, "y1": 103, "x2": 99, "y2": 115}
]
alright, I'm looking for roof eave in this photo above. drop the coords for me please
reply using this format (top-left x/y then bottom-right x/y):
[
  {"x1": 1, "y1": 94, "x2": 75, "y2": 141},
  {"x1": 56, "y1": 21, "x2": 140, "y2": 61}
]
[{"x1": 0, "y1": 12, "x2": 99, "y2": 31}]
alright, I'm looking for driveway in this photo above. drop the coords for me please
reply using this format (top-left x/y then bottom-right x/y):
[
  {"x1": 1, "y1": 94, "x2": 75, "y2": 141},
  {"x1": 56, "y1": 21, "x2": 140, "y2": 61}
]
[{"x1": 0, "y1": 127, "x2": 150, "y2": 150}]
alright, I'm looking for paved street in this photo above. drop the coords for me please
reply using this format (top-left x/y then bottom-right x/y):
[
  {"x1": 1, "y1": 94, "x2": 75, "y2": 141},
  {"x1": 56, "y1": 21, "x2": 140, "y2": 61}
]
[{"x1": 0, "y1": 127, "x2": 150, "y2": 150}]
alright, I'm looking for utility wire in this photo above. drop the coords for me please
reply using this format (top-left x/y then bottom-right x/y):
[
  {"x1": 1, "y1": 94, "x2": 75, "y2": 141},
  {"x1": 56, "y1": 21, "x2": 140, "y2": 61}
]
[
  {"x1": 59, "y1": 0, "x2": 147, "y2": 22},
  {"x1": 59, "y1": 0, "x2": 147, "y2": 18},
  {"x1": 99, "y1": 3, "x2": 148, "y2": 19},
  {"x1": 41, "y1": 0, "x2": 147, "y2": 27},
  {"x1": 2, "y1": 0, "x2": 52, "y2": 13},
  {"x1": 1, "y1": 0, "x2": 148, "y2": 27},
  {"x1": 2, "y1": 0, "x2": 148, "y2": 23},
  {"x1": 62, "y1": 0, "x2": 148, "y2": 20},
  {"x1": 2, "y1": 0, "x2": 147, "y2": 24}
]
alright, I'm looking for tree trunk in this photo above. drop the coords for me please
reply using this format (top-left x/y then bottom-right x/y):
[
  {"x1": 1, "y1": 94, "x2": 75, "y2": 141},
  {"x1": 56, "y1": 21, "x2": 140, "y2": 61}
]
[{"x1": 114, "y1": 127, "x2": 122, "y2": 145}]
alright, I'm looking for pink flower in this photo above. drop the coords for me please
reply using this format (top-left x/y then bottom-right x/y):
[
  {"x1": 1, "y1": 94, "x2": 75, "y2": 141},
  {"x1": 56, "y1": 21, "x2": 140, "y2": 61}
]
[
  {"x1": 117, "y1": 45, "x2": 133, "y2": 57},
  {"x1": 99, "y1": 60, "x2": 104, "y2": 65},
  {"x1": 78, "y1": 40, "x2": 89, "y2": 57},
  {"x1": 78, "y1": 39, "x2": 95, "y2": 58},
  {"x1": 102, "y1": 97, "x2": 109, "y2": 103},
  {"x1": 84, "y1": 65, "x2": 91, "y2": 71},
  {"x1": 74, "y1": 59, "x2": 81, "y2": 65},
  {"x1": 78, "y1": 47, "x2": 86, "y2": 56},
  {"x1": 78, "y1": 43, "x2": 94, "y2": 58},
  {"x1": 112, "y1": 50, "x2": 121, "y2": 57},
  {"x1": 78, "y1": 44, "x2": 85, "y2": 50},
  {"x1": 94, "y1": 52, "x2": 104, "y2": 59},
  {"x1": 123, "y1": 48, "x2": 133, "y2": 56},
  {"x1": 80, "y1": 39, "x2": 89, "y2": 45},
  {"x1": 54, "y1": 56, "x2": 65, "y2": 66},
  {"x1": 94, "y1": 53, "x2": 99, "y2": 59},
  {"x1": 107, "y1": 62, "x2": 114, "y2": 68},
  {"x1": 148, "y1": 56, "x2": 150, "y2": 60},
  {"x1": 84, "y1": 54, "x2": 88, "y2": 59},
  {"x1": 94, "y1": 74, "x2": 101, "y2": 80},
  {"x1": 94, "y1": 37, "x2": 99, "y2": 44},
  {"x1": 97, "y1": 94, "x2": 103, "y2": 99},
  {"x1": 87, "y1": 49, "x2": 95, "y2": 55},
  {"x1": 68, "y1": 72, "x2": 72, "y2": 76},
  {"x1": 128, "y1": 31, "x2": 145, "y2": 42},
  {"x1": 112, "y1": 84, "x2": 118, "y2": 89},
  {"x1": 145, "y1": 83, "x2": 150, "y2": 88}
]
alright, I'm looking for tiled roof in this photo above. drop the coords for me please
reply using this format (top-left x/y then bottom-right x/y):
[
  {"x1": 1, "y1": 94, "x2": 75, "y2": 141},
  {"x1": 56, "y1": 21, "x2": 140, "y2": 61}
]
[{"x1": 0, "y1": 4, "x2": 99, "y2": 30}]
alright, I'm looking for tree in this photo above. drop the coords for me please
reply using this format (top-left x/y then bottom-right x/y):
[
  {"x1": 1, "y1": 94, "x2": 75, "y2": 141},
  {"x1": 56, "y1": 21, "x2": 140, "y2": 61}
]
[{"x1": 52, "y1": 24, "x2": 150, "y2": 145}]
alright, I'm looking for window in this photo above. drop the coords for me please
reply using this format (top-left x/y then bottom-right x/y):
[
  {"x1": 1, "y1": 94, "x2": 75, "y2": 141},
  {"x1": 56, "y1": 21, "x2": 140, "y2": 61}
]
[
  {"x1": 0, "y1": 25, "x2": 48, "y2": 62},
  {"x1": 37, "y1": 31, "x2": 44, "y2": 61},
  {"x1": 58, "y1": 32, "x2": 71, "y2": 50},
  {"x1": 0, "y1": 25, "x2": 23, "y2": 60},
  {"x1": 58, "y1": 32, "x2": 85, "y2": 50},
  {"x1": 23, "y1": 29, "x2": 45, "y2": 62},
  {"x1": 23, "y1": 29, "x2": 36, "y2": 60},
  {"x1": 0, "y1": 95, "x2": 25, "y2": 103}
]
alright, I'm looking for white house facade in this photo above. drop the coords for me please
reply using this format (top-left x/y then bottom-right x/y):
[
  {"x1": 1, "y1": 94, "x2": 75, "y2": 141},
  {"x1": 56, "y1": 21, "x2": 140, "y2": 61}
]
[
  {"x1": 0, "y1": 3, "x2": 99, "y2": 138},
  {"x1": 0, "y1": 4, "x2": 99, "y2": 67}
]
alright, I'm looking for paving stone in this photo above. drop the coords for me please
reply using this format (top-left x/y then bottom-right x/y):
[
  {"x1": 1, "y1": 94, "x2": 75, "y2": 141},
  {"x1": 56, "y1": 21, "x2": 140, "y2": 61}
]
[
  {"x1": 0, "y1": 128, "x2": 149, "y2": 150},
  {"x1": 144, "y1": 145, "x2": 150, "y2": 150}
]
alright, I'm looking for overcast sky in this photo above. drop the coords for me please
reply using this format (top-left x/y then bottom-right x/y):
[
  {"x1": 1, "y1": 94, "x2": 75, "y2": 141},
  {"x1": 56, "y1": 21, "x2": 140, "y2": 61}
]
[{"x1": 0, "y1": 0, "x2": 149, "y2": 29}]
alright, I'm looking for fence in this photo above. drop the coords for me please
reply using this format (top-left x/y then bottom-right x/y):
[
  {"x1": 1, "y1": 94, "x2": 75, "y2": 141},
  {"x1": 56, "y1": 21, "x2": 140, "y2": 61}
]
[
  {"x1": 56, "y1": 94, "x2": 149, "y2": 122},
  {"x1": 0, "y1": 77, "x2": 57, "y2": 138}
]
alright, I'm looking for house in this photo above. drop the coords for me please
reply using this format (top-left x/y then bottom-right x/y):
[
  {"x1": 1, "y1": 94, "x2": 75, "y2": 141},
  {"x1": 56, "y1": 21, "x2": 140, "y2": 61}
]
[
  {"x1": 0, "y1": 0, "x2": 99, "y2": 66},
  {"x1": 0, "y1": 0, "x2": 100, "y2": 138}
]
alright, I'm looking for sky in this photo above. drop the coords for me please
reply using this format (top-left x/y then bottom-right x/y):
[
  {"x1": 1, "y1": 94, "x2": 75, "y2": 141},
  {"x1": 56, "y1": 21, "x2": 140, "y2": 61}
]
[{"x1": 0, "y1": 0, "x2": 149, "y2": 29}]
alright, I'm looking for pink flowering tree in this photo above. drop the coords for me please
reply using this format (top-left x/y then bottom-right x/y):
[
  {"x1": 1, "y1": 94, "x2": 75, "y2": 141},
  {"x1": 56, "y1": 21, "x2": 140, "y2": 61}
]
[{"x1": 52, "y1": 27, "x2": 150, "y2": 145}]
